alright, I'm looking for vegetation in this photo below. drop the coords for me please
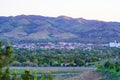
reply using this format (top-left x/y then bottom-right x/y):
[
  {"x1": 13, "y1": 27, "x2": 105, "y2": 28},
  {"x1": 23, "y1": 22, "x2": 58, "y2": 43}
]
[
  {"x1": 0, "y1": 40, "x2": 54, "y2": 80},
  {"x1": 11, "y1": 46, "x2": 120, "y2": 67},
  {"x1": 1, "y1": 15, "x2": 120, "y2": 43},
  {"x1": 12, "y1": 69, "x2": 17, "y2": 80},
  {"x1": 97, "y1": 59, "x2": 120, "y2": 80},
  {"x1": 21, "y1": 70, "x2": 32, "y2": 80},
  {"x1": 1, "y1": 39, "x2": 120, "y2": 79},
  {"x1": 0, "y1": 40, "x2": 14, "y2": 79}
]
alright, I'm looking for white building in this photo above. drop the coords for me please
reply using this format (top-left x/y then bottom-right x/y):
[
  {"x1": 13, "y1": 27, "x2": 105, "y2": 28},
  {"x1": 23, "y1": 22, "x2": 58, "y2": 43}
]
[{"x1": 109, "y1": 41, "x2": 120, "y2": 47}]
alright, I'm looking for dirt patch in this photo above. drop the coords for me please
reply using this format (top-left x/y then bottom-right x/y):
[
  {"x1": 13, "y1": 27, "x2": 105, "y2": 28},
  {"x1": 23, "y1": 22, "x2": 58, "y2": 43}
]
[{"x1": 67, "y1": 71, "x2": 103, "y2": 80}]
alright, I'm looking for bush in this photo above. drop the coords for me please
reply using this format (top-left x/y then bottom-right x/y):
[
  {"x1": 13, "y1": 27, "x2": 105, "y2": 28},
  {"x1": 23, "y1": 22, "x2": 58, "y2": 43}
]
[
  {"x1": 22, "y1": 61, "x2": 38, "y2": 67},
  {"x1": 11, "y1": 61, "x2": 21, "y2": 66},
  {"x1": 104, "y1": 61, "x2": 111, "y2": 69}
]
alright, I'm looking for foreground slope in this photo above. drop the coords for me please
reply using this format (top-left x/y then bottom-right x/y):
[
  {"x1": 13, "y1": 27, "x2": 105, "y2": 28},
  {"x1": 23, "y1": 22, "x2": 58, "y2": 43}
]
[{"x1": 67, "y1": 71, "x2": 103, "y2": 80}]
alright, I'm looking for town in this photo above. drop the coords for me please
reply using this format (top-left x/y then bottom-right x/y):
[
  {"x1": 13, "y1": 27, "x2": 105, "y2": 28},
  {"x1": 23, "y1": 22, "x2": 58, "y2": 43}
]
[
  {"x1": 12, "y1": 42, "x2": 111, "y2": 50},
  {"x1": 12, "y1": 41, "x2": 120, "y2": 50}
]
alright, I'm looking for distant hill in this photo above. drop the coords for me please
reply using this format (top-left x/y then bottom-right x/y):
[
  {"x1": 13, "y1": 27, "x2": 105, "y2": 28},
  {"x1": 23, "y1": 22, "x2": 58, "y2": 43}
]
[{"x1": 0, "y1": 15, "x2": 120, "y2": 43}]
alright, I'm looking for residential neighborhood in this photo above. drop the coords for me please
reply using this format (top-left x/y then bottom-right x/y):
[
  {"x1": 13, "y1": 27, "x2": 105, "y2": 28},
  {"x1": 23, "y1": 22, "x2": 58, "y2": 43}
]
[{"x1": 12, "y1": 42, "x2": 109, "y2": 50}]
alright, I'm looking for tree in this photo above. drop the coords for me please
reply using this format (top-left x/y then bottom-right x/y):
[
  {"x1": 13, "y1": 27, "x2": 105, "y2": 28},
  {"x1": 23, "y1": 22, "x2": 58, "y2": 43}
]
[
  {"x1": 114, "y1": 62, "x2": 120, "y2": 72},
  {"x1": 34, "y1": 73, "x2": 37, "y2": 80},
  {"x1": 104, "y1": 61, "x2": 111, "y2": 69},
  {"x1": 74, "y1": 58, "x2": 85, "y2": 66},
  {"x1": 1, "y1": 67, "x2": 11, "y2": 80},
  {"x1": 21, "y1": 70, "x2": 32, "y2": 80},
  {"x1": 41, "y1": 74, "x2": 45, "y2": 80},
  {"x1": 0, "y1": 40, "x2": 3, "y2": 78},
  {"x1": 0, "y1": 40, "x2": 14, "y2": 77},
  {"x1": 48, "y1": 73, "x2": 53, "y2": 80},
  {"x1": 12, "y1": 69, "x2": 17, "y2": 80}
]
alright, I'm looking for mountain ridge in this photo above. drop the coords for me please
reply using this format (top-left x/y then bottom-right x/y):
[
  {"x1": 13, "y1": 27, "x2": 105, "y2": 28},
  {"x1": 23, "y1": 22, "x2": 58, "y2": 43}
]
[{"x1": 0, "y1": 15, "x2": 120, "y2": 43}]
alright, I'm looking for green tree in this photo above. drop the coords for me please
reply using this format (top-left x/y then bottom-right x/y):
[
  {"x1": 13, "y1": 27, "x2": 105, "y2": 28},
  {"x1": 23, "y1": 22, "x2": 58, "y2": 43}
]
[
  {"x1": 0, "y1": 40, "x2": 3, "y2": 78},
  {"x1": 104, "y1": 61, "x2": 111, "y2": 69},
  {"x1": 74, "y1": 58, "x2": 85, "y2": 66},
  {"x1": 12, "y1": 69, "x2": 17, "y2": 80},
  {"x1": 34, "y1": 73, "x2": 37, "y2": 80},
  {"x1": 48, "y1": 73, "x2": 53, "y2": 80},
  {"x1": 21, "y1": 70, "x2": 32, "y2": 80},
  {"x1": 1, "y1": 67, "x2": 11, "y2": 80},
  {"x1": 0, "y1": 40, "x2": 14, "y2": 78},
  {"x1": 114, "y1": 62, "x2": 120, "y2": 72},
  {"x1": 41, "y1": 74, "x2": 45, "y2": 80}
]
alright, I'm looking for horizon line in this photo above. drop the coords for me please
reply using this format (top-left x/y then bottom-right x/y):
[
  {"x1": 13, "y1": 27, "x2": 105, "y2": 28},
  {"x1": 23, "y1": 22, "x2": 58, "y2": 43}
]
[{"x1": 0, "y1": 14, "x2": 119, "y2": 22}]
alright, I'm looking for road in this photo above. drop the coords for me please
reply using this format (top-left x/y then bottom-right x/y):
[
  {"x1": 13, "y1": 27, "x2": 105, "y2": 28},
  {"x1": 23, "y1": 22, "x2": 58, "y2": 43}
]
[{"x1": 10, "y1": 67, "x2": 97, "y2": 71}]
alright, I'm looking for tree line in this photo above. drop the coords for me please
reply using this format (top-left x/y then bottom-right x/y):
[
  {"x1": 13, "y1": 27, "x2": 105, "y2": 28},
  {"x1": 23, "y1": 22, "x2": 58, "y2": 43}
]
[{"x1": 12, "y1": 46, "x2": 120, "y2": 67}]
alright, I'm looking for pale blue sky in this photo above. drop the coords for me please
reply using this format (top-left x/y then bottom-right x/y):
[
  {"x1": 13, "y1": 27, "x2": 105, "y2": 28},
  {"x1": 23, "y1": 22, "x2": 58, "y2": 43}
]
[{"x1": 0, "y1": 0, "x2": 120, "y2": 21}]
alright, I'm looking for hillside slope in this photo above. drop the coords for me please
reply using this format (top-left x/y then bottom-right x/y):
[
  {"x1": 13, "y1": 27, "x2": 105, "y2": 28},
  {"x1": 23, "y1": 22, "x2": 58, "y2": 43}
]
[{"x1": 0, "y1": 15, "x2": 120, "y2": 43}]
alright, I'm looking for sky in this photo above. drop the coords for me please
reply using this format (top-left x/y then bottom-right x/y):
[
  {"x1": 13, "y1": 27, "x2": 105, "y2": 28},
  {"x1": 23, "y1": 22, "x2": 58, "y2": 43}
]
[{"x1": 0, "y1": 0, "x2": 120, "y2": 21}]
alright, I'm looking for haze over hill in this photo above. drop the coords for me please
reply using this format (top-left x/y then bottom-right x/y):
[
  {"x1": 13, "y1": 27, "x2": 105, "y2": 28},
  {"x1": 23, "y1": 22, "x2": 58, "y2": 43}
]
[{"x1": 0, "y1": 15, "x2": 120, "y2": 43}]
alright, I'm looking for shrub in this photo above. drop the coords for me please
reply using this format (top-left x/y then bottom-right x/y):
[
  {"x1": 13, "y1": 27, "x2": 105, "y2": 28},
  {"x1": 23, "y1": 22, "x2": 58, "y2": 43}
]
[{"x1": 11, "y1": 61, "x2": 21, "y2": 66}]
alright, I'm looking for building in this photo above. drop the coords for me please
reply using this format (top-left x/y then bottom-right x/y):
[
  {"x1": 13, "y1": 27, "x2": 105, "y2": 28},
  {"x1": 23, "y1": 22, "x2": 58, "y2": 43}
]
[{"x1": 109, "y1": 41, "x2": 120, "y2": 47}]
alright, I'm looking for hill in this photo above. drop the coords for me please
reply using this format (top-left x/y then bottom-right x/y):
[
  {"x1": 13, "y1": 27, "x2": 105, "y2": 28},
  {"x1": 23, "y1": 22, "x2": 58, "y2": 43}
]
[{"x1": 0, "y1": 15, "x2": 120, "y2": 43}]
